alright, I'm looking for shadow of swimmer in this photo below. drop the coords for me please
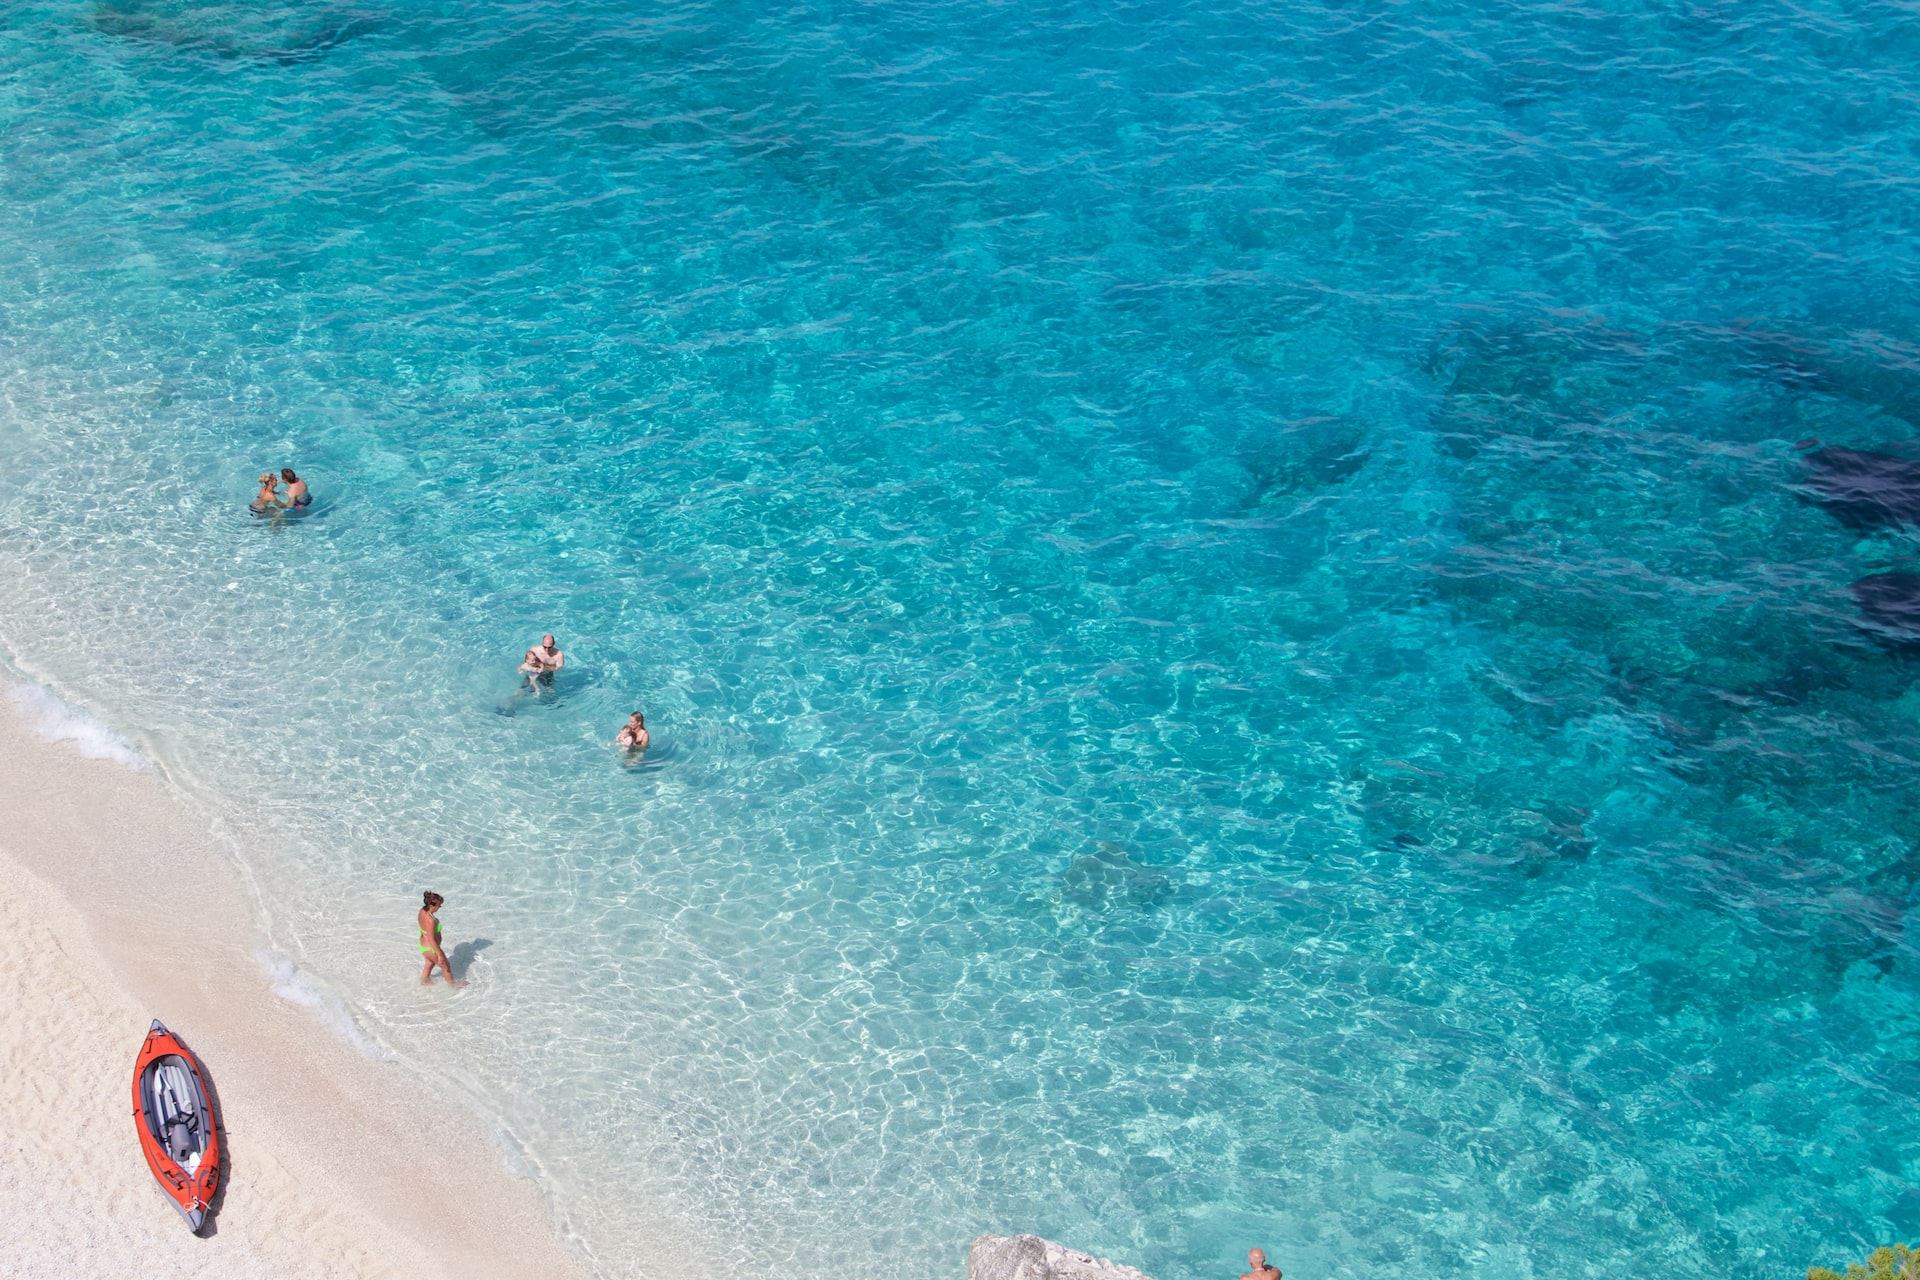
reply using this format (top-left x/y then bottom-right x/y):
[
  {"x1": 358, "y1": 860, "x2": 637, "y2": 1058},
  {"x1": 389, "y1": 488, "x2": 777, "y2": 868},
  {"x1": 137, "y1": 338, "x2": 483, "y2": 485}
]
[{"x1": 446, "y1": 938, "x2": 493, "y2": 982}]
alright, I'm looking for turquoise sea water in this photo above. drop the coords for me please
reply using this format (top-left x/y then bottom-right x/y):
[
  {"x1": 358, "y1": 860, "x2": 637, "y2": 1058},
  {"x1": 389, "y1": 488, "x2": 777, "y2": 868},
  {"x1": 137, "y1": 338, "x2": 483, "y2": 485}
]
[{"x1": 3, "y1": 0, "x2": 1920, "y2": 1275}]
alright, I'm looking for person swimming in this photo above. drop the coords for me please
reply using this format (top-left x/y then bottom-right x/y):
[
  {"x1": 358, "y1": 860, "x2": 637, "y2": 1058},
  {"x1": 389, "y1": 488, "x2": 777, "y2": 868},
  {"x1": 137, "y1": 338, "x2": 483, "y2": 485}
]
[
  {"x1": 615, "y1": 710, "x2": 649, "y2": 753},
  {"x1": 519, "y1": 633, "x2": 564, "y2": 687},
  {"x1": 281, "y1": 467, "x2": 311, "y2": 509},
  {"x1": 417, "y1": 891, "x2": 468, "y2": 987},
  {"x1": 1240, "y1": 1249, "x2": 1281, "y2": 1280},
  {"x1": 249, "y1": 472, "x2": 283, "y2": 515}
]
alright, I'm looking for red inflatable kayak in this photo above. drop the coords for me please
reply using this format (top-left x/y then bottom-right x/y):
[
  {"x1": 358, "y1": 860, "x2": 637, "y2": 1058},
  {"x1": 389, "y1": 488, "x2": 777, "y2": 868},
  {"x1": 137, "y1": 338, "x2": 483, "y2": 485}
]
[{"x1": 131, "y1": 1020, "x2": 221, "y2": 1232}]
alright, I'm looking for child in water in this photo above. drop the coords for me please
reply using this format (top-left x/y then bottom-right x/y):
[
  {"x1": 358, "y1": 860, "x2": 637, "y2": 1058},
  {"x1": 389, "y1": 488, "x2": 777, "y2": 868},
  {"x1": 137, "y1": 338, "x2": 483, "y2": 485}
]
[{"x1": 616, "y1": 711, "x2": 649, "y2": 754}]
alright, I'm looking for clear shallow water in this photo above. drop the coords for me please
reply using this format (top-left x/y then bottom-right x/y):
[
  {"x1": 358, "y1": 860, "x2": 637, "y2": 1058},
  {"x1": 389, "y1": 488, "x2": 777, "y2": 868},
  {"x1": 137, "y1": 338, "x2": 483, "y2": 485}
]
[{"x1": 3, "y1": 0, "x2": 1919, "y2": 1275}]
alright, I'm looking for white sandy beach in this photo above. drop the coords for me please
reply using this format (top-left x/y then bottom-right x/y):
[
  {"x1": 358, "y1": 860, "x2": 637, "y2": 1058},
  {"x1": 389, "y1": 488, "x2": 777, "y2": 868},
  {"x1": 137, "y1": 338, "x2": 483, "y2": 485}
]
[{"x1": 0, "y1": 693, "x2": 588, "y2": 1280}]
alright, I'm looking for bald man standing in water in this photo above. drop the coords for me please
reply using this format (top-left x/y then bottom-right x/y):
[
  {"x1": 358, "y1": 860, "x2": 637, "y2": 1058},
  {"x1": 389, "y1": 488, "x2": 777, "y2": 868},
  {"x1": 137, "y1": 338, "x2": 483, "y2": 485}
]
[
  {"x1": 519, "y1": 633, "x2": 564, "y2": 688},
  {"x1": 1241, "y1": 1250, "x2": 1281, "y2": 1280}
]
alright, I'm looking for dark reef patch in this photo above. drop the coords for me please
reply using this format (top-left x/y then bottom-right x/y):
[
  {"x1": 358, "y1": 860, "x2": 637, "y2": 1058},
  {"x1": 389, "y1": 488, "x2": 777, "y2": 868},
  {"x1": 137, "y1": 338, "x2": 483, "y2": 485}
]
[
  {"x1": 1239, "y1": 416, "x2": 1371, "y2": 500},
  {"x1": 86, "y1": 3, "x2": 376, "y2": 66},
  {"x1": 1801, "y1": 446, "x2": 1920, "y2": 532},
  {"x1": 1060, "y1": 845, "x2": 1172, "y2": 913},
  {"x1": 1720, "y1": 323, "x2": 1920, "y2": 431},
  {"x1": 1851, "y1": 572, "x2": 1920, "y2": 647}
]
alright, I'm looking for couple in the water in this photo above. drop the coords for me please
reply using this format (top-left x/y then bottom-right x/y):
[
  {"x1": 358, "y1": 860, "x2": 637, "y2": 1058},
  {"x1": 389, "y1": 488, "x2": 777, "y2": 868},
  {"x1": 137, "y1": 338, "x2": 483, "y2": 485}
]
[{"x1": 249, "y1": 467, "x2": 312, "y2": 516}]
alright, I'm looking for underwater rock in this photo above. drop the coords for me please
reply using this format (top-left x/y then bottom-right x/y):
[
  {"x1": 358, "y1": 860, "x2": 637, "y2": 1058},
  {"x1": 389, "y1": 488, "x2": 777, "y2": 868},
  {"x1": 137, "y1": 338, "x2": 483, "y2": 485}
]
[
  {"x1": 1728, "y1": 325, "x2": 1920, "y2": 430},
  {"x1": 87, "y1": 3, "x2": 372, "y2": 65},
  {"x1": 1060, "y1": 844, "x2": 1172, "y2": 912},
  {"x1": 1240, "y1": 416, "x2": 1371, "y2": 497},
  {"x1": 1850, "y1": 572, "x2": 1920, "y2": 646},
  {"x1": 1802, "y1": 446, "x2": 1920, "y2": 532},
  {"x1": 259, "y1": 20, "x2": 368, "y2": 66},
  {"x1": 970, "y1": 1236, "x2": 1155, "y2": 1280}
]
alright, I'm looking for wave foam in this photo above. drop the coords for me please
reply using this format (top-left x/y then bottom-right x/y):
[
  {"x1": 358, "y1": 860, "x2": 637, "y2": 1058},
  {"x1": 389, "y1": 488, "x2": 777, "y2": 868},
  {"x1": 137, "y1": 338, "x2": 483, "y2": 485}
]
[
  {"x1": 257, "y1": 948, "x2": 394, "y2": 1061},
  {"x1": 8, "y1": 683, "x2": 150, "y2": 770}
]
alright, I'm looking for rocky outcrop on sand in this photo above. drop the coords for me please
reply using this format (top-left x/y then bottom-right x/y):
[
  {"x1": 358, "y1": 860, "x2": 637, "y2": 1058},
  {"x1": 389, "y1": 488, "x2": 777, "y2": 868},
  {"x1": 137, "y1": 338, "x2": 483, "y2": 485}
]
[{"x1": 970, "y1": 1235, "x2": 1155, "y2": 1280}]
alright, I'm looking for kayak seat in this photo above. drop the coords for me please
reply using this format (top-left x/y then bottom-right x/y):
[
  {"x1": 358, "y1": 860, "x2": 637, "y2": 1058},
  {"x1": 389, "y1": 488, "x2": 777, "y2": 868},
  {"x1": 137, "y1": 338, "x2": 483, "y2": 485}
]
[{"x1": 149, "y1": 1060, "x2": 202, "y2": 1163}]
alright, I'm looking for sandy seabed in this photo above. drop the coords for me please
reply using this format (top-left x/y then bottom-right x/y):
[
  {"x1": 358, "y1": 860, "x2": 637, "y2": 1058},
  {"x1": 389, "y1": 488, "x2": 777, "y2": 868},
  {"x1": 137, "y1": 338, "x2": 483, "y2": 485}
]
[{"x1": 0, "y1": 693, "x2": 588, "y2": 1280}]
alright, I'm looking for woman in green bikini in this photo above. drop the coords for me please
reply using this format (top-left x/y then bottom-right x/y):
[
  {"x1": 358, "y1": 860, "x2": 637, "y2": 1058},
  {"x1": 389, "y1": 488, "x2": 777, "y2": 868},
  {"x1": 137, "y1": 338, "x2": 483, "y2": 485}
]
[{"x1": 417, "y1": 891, "x2": 468, "y2": 987}]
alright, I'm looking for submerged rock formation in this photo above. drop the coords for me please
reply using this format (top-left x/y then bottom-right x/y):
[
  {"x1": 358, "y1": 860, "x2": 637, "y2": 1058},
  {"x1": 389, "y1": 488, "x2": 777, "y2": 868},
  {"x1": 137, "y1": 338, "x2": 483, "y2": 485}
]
[
  {"x1": 1060, "y1": 844, "x2": 1172, "y2": 912},
  {"x1": 1801, "y1": 446, "x2": 1920, "y2": 532},
  {"x1": 970, "y1": 1235, "x2": 1156, "y2": 1280},
  {"x1": 87, "y1": 3, "x2": 374, "y2": 66},
  {"x1": 1851, "y1": 572, "x2": 1920, "y2": 646}
]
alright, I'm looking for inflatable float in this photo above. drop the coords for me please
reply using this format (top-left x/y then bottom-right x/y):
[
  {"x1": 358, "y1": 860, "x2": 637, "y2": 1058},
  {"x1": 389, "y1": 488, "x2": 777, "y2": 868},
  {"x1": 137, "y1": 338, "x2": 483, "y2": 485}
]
[{"x1": 131, "y1": 1020, "x2": 221, "y2": 1232}]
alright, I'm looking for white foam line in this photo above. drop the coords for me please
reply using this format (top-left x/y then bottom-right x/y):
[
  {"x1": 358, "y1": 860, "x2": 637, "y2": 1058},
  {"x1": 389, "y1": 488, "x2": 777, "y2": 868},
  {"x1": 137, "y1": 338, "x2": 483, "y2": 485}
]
[
  {"x1": 256, "y1": 947, "x2": 395, "y2": 1062},
  {"x1": 7, "y1": 682, "x2": 151, "y2": 770}
]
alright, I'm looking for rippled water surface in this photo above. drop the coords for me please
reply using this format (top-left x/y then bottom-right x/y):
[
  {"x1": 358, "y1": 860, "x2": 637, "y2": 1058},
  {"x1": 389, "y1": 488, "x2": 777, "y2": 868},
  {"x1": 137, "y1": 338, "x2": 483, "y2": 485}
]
[{"x1": 4, "y1": 1, "x2": 1920, "y2": 1276}]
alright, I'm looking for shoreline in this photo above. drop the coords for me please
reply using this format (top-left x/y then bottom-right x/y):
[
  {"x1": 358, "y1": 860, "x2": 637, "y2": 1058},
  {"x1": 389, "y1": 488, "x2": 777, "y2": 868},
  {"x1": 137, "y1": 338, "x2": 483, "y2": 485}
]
[{"x1": 0, "y1": 686, "x2": 589, "y2": 1280}]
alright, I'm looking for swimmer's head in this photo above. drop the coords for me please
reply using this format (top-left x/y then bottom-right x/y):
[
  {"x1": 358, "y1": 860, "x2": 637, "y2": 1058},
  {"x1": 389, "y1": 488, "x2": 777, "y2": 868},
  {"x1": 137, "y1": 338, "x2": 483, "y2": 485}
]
[
  {"x1": 281, "y1": 467, "x2": 299, "y2": 482},
  {"x1": 542, "y1": 634, "x2": 556, "y2": 647},
  {"x1": 422, "y1": 891, "x2": 445, "y2": 911},
  {"x1": 258, "y1": 473, "x2": 274, "y2": 485},
  {"x1": 630, "y1": 711, "x2": 645, "y2": 726}
]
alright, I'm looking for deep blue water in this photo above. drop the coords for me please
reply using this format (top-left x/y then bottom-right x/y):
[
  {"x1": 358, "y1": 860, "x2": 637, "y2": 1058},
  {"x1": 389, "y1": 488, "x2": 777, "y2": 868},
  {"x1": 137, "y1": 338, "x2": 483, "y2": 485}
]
[{"x1": 2, "y1": 1, "x2": 1919, "y2": 1276}]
